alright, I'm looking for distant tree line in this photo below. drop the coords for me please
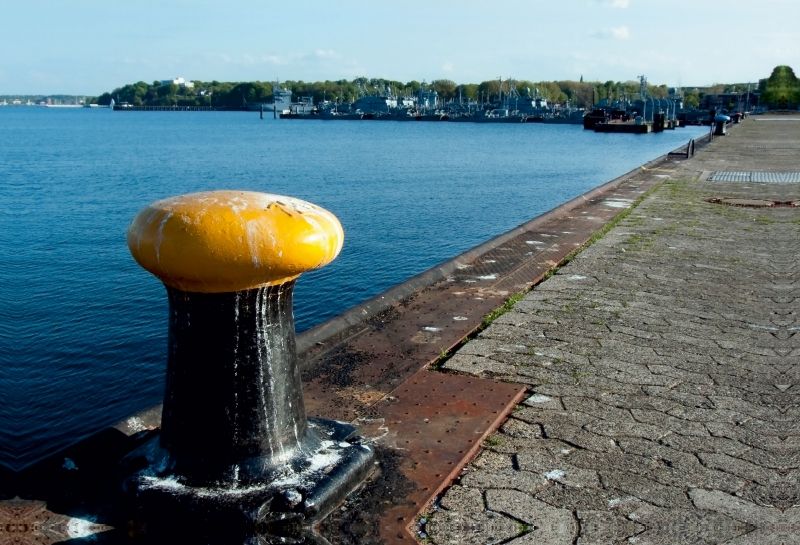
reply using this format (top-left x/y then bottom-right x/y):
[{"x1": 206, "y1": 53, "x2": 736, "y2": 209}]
[
  {"x1": 93, "y1": 77, "x2": 671, "y2": 109},
  {"x1": 92, "y1": 76, "x2": 755, "y2": 109}
]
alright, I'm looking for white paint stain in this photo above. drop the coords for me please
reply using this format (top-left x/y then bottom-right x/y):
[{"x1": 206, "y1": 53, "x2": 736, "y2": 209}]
[
  {"x1": 67, "y1": 517, "x2": 111, "y2": 539},
  {"x1": 153, "y1": 212, "x2": 172, "y2": 264},
  {"x1": 526, "y1": 394, "x2": 552, "y2": 403},
  {"x1": 544, "y1": 469, "x2": 566, "y2": 480},
  {"x1": 246, "y1": 220, "x2": 262, "y2": 268},
  {"x1": 602, "y1": 200, "x2": 633, "y2": 208}
]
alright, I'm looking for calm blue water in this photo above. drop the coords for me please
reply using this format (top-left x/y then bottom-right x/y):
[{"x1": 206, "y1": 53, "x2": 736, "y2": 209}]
[{"x1": 0, "y1": 108, "x2": 706, "y2": 469}]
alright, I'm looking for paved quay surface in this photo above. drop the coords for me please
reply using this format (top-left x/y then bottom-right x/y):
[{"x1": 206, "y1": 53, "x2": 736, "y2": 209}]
[{"x1": 428, "y1": 117, "x2": 800, "y2": 545}]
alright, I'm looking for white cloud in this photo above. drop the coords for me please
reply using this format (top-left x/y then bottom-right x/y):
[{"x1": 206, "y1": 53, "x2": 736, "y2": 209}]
[
  {"x1": 611, "y1": 26, "x2": 630, "y2": 39},
  {"x1": 601, "y1": 0, "x2": 629, "y2": 7},
  {"x1": 442, "y1": 61, "x2": 454, "y2": 72},
  {"x1": 315, "y1": 49, "x2": 338, "y2": 58},
  {"x1": 590, "y1": 26, "x2": 630, "y2": 40}
]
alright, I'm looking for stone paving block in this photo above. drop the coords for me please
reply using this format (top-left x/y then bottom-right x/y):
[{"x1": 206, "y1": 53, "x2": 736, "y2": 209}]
[
  {"x1": 735, "y1": 480, "x2": 800, "y2": 509},
  {"x1": 515, "y1": 453, "x2": 601, "y2": 489},
  {"x1": 688, "y1": 488, "x2": 769, "y2": 526},
  {"x1": 483, "y1": 436, "x2": 559, "y2": 456},
  {"x1": 576, "y1": 510, "x2": 644, "y2": 544},
  {"x1": 438, "y1": 484, "x2": 486, "y2": 512},
  {"x1": 658, "y1": 433, "x2": 752, "y2": 457},
  {"x1": 647, "y1": 365, "x2": 715, "y2": 385},
  {"x1": 538, "y1": 421, "x2": 620, "y2": 454},
  {"x1": 460, "y1": 468, "x2": 550, "y2": 495},
  {"x1": 458, "y1": 338, "x2": 533, "y2": 357},
  {"x1": 512, "y1": 409, "x2": 595, "y2": 429},
  {"x1": 625, "y1": 503, "x2": 750, "y2": 545},
  {"x1": 514, "y1": 367, "x2": 588, "y2": 386},
  {"x1": 492, "y1": 312, "x2": 551, "y2": 327},
  {"x1": 500, "y1": 416, "x2": 548, "y2": 440},
  {"x1": 698, "y1": 453, "x2": 776, "y2": 486},
  {"x1": 585, "y1": 419, "x2": 667, "y2": 441},
  {"x1": 637, "y1": 385, "x2": 714, "y2": 409},
  {"x1": 737, "y1": 446, "x2": 800, "y2": 470},
  {"x1": 616, "y1": 437, "x2": 702, "y2": 470},
  {"x1": 629, "y1": 408, "x2": 710, "y2": 437},
  {"x1": 470, "y1": 450, "x2": 515, "y2": 471},
  {"x1": 738, "y1": 417, "x2": 800, "y2": 436},
  {"x1": 600, "y1": 470, "x2": 693, "y2": 509},
  {"x1": 602, "y1": 393, "x2": 678, "y2": 412},
  {"x1": 428, "y1": 488, "x2": 522, "y2": 545},
  {"x1": 532, "y1": 383, "x2": 641, "y2": 399},
  {"x1": 485, "y1": 489, "x2": 576, "y2": 544},
  {"x1": 476, "y1": 325, "x2": 532, "y2": 344},
  {"x1": 705, "y1": 421, "x2": 793, "y2": 450},
  {"x1": 441, "y1": 352, "x2": 516, "y2": 376},
  {"x1": 501, "y1": 417, "x2": 548, "y2": 439},
  {"x1": 667, "y1": 406, "x2": 750, "y2": 425},
  {"x1": 666, "y1": 383, "x2": 748, "y2": 403},
  {"x1": 533, "y1": 482, "x2": 614, "y2": 511},
  {"x1": 560, "y1": 397, "x2": 636, "y2": 422}
]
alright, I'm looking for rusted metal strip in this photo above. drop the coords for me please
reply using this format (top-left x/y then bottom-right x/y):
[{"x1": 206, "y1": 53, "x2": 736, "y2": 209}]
[{"x1": 319, "y1": 370, "x2": 527, "y2": 544}]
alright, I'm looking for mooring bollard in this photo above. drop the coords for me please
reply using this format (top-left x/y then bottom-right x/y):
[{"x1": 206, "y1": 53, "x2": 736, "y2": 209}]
[{"x1": 121, "y1": 190, "x2": 374, "y2": 533}]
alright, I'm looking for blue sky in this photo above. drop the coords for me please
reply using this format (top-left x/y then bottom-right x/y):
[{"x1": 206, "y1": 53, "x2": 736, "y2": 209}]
[{"x1": 1, "y1": 0, "x2": 798, "y2": 95}]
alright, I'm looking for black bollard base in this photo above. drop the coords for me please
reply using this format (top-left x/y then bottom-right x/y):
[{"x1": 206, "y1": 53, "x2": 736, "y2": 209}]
[{"x1": 120, "y1": 418, "x2": 375, "y2": 540}]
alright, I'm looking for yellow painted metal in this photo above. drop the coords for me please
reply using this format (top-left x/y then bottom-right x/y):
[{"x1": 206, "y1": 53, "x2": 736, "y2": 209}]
[{"x1": 127, "y1": 190, "x2": 344, "y2": 293}]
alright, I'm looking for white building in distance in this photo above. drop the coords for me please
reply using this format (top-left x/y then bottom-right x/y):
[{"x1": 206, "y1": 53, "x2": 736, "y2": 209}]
[{"x1": 161, "y1": 77, "x2": 194, "y2": 88}]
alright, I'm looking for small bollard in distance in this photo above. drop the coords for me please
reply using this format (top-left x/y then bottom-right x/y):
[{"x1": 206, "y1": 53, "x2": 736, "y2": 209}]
[{"x1": 120, "y1": 190, "x2": 374, "y2": 535}]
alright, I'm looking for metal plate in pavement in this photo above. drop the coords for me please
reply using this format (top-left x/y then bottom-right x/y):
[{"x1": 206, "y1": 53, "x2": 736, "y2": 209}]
[
  {"x1": 709, "y1": 171, "x2": 800, "y2": 183},
  {"x1": 320, "y1": 370, "x2": 527, "y2": 544}
]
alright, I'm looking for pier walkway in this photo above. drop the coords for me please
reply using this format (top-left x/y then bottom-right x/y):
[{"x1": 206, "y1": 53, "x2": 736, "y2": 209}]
[{"x1": 428, "y1": 117, "x2": 800, "y2": 544}]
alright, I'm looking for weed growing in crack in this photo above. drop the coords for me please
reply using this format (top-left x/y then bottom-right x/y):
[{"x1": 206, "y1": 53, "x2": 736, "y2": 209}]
[{"x1": 484, "y1": 435, "x2": 503, "y2": 448}]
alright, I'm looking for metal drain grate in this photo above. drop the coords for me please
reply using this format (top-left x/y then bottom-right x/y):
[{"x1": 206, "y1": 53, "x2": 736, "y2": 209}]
[
  {"x1": 752, "y1": 145, "x2": 800, "y2": 149},
  {"x1": 709, "y1": 171, "x2": 800, "y2": 183},
  {"x1": 707, "y1": 198, "x2": 799, "y2": 208}
]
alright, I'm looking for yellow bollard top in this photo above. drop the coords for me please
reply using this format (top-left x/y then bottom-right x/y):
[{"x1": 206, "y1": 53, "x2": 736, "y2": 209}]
[{"x1": 127, "y1": 190, "x2": 344, "y2": 293}]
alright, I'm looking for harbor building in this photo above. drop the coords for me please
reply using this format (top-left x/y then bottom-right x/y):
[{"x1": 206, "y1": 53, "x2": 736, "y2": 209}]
[{"x1": 160, "y1": 77, "x2": 194, "y2": 88}]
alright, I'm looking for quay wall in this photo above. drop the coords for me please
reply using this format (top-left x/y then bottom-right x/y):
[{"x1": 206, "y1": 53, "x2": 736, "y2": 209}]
[{"x1": 294, "y1": 132, "x2": 711, "y2": 358}]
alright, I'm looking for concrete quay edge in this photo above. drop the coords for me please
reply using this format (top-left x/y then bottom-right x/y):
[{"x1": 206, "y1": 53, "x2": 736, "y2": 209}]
[{"x1": 295, "y1": 134, "x2": 710, "y2": 359}]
